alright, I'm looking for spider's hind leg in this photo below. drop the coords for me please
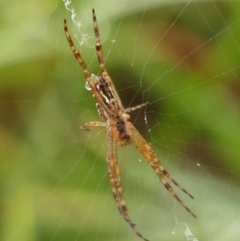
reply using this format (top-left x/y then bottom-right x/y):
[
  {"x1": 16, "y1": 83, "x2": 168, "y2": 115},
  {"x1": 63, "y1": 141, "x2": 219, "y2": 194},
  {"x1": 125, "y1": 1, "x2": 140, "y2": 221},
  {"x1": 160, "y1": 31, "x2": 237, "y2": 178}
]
[
  {"x1": 129, "y1": 122, "x2": 196, "y2": 218},
  {"x1": 107, "y1": 134, "x2": 149, "y2": 241}
]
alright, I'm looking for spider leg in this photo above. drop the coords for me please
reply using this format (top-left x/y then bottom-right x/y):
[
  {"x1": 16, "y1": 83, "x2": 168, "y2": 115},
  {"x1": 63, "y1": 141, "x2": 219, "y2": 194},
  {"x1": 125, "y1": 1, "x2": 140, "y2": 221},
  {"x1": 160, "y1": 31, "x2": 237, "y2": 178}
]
[
  {"x1": 64, "y1": 19, "x2": 91, "y2": 82},
  {"x1": 125, "y1": 102, "x2": 148, "y2": 113},
  {"x1": 129, "y1": 123, "x2": 196, "y2": 218},
  {"x1": 92, "y1": 9, "x2": 107, "y2": 76},
  {"x1": 107, "y1": 134, "x2": 149, "y2": 241},
  {"x1": 80, "y1": 121, "x2": 106, "y2": 131}
]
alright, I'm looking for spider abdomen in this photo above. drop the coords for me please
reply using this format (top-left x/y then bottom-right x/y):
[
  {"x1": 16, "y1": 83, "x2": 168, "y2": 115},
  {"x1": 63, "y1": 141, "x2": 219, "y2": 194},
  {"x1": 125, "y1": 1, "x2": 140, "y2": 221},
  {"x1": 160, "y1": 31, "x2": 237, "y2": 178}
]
[
  {"x1": 117, "y1": 118, "x2": 130, "y2": 142},
  {"x1": 108, "y1": 118, "x2": 130, "y2": 145}
]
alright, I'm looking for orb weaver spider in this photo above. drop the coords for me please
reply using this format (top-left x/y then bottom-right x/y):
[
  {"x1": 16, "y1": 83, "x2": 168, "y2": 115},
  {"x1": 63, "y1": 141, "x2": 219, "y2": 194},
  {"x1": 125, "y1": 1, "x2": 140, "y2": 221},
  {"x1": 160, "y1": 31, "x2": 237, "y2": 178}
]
[{"x1": 64, "y1": 9, "x2": 195, "y2": 241}]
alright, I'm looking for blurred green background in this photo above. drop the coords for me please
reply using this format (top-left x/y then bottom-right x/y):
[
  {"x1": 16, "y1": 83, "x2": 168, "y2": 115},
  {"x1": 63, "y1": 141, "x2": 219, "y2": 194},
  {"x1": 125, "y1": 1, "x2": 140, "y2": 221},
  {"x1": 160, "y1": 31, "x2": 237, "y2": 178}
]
[{"x1": 1, "y1": 0, "x2": 240, "y2": 241}]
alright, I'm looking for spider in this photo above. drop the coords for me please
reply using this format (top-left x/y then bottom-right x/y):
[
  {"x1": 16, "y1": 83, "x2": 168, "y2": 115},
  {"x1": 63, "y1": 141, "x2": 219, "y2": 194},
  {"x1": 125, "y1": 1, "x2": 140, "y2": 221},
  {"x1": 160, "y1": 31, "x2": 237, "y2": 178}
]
[{"x1": 64, "y1": 9, "x2": 196, "y2": 241}]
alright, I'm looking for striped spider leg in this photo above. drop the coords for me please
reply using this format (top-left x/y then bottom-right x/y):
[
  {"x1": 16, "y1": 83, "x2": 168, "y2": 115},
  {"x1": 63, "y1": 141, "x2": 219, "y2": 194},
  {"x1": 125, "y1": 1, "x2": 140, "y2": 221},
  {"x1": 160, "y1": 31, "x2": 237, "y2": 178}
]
[{"x1": 64, "y1": 9, "x2": 195, "y2": 241}]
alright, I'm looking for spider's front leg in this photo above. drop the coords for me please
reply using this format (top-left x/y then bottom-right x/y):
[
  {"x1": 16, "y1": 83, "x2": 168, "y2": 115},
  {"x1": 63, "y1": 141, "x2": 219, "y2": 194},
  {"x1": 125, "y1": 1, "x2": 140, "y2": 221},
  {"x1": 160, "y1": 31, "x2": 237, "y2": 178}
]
[{"x1": 80, "y1": 121, "x2": 106, "y2": 131}]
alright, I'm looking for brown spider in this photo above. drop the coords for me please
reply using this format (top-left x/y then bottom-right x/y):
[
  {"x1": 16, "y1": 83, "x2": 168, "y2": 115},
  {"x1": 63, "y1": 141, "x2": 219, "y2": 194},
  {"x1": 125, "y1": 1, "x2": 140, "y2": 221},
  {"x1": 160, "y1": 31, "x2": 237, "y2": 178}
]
[{"x1": 64, "y1": 9, "x2": 196, "y2": 241}]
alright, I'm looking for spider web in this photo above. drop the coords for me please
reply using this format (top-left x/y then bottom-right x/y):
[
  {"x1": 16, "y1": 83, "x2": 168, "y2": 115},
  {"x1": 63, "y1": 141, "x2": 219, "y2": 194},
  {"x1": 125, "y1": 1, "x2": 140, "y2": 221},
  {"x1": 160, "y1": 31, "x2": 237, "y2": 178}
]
[{"x1": 1, "y1": 0, "x2": 240, "y2": 241}]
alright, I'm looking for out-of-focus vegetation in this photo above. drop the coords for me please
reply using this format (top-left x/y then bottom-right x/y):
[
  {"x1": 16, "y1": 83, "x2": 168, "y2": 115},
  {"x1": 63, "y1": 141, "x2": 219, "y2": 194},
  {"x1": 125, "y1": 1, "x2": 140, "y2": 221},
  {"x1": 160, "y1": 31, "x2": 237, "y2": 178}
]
[{"x1": 1, "y1": 1, "x2": 240, "y2": 241}]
